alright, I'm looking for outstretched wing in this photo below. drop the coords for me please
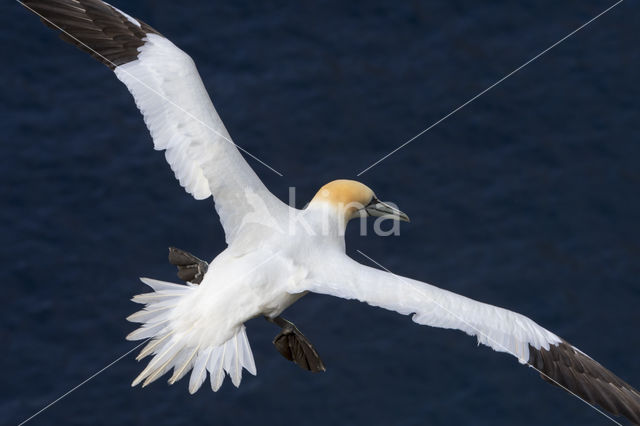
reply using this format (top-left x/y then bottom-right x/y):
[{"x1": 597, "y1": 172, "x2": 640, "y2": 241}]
[
  {"x1": 292, "y1": 253, "x2": 640, "y2": 424},
  {"x1": 22, "y1": 0, "x2": 288, "y2": 243}
]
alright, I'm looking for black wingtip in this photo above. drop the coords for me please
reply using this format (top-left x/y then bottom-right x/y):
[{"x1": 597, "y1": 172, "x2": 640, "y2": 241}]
[
  {"x1": 528, "y1": 340, "x2": 640, "y2": 424},
  {"x1": 22, "y1": 0, "x2": 160, "y2": 70}
]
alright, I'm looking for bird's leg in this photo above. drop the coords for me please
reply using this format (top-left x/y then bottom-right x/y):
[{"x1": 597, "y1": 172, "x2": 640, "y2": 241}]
[
  {"x1": 265, "y1": 316, "x2": 326, "y2": 373},
  {"x1": 168, "y1": 247, "x2": 208, "y2": 284}
]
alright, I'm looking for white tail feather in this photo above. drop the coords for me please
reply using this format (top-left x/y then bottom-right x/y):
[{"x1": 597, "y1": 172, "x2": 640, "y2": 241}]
[
  {"x1": 126, "y1": 306, "x2": 172, "y2": 324},
  {"x1": 136, "y1": 331, "x2": 174, "y2": 361},
  {"x1": 208, "y1": 345, "x2": 226, "y2": 391},
  {"x1": 126, "y1": 321, "x2": 169, "y2": 341},
  {"x1": 140, "y1": 277, "x2": 190, "y2": 291},
  {"x1": 128, "y1": 277, "x2": 257, "y2": 392},
  {"x1": 169, "y1": 346, "x2": 199, "y2": 384},
  {"x1": 189, "y1": 347, "x2": 213, "y2": 394}
]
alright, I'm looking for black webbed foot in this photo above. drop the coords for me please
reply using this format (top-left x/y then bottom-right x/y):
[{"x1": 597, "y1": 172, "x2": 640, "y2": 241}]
[
  {"x1": 268, "y1": 316, "x2": 326, "y2": 373},
  {"x1": 168, "y1": 247, "x2": 208, "y2": 284}
]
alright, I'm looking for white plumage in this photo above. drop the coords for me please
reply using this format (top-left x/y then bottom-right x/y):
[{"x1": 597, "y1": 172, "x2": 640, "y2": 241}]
[
  {"x1": 31, "y1": 0, "x2": 583, "y2": 392},
  {"x1": 126, "y1": 277, "x2": 258, "y2": 393},
  {"x1": 297, "y1": 254, "x2": 561, "y2": 364},
  {"x1": 114, "y1": 34, "x2": 288, "y2": 244},
  {"x1": 24, "y1": 1, "x2": 640, "y2": 422}
]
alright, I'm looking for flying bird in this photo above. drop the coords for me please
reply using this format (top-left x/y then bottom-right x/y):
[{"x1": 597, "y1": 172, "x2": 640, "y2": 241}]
[{"x1": 22, "y1": 0, "x2": 640, "y2": 423}]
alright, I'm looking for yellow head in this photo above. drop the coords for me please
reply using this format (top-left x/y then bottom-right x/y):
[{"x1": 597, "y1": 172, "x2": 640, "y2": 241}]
[{"x1": 310, "y1": 179, "x2": 409, "y2": 223}]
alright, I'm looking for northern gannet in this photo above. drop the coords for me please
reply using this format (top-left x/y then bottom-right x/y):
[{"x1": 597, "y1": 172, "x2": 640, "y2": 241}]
[{"x1": 22, "y1": 1, "x2": 640, "y2": 423}]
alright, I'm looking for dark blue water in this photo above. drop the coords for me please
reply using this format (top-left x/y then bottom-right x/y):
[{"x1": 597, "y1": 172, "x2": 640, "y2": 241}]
[{"x1": 3, "y1": 1, "x2": 639, "y2": 425}]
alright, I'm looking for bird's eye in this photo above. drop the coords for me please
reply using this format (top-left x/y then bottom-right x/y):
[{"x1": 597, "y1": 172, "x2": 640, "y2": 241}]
[{"x1": 366, "y1": 196, "x2": 379, "y2": 207}]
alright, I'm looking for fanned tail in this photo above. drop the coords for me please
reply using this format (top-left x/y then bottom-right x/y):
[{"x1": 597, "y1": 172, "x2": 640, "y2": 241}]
[{"x1": 127, "y1": 277, "x2": 257, "y2": 393}]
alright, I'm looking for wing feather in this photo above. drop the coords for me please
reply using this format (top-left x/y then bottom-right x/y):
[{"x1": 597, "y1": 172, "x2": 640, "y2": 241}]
[
  {"x1": 22, "y1": 0, "x2": 289, "y2": 242},
  {"x1": 296, "y1": 254, "x2": 561, "y2": 361},
  {"x1": 294, "y1": 253, "x2": 640, "y2": 424}
]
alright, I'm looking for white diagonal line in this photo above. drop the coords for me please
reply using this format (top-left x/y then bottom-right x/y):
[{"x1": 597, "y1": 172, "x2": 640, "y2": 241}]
[
  {"x1": 18, "y1": 339, "x2": 149, "y2": 426},
  {"x1": 18, "y1": 0, "x2": 283, "y2": 177},
  {"x1": 357, "y1": 0, "x2": 623, "y2": 176},
  {"x1": 355, "y1": 249, "x2": 623, "y2": 426}
]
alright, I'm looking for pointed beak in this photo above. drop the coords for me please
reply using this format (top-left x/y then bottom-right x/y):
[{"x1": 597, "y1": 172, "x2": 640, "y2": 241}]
[{"x1": 364, "y1": 198, "x2": 410, "y2": 222}]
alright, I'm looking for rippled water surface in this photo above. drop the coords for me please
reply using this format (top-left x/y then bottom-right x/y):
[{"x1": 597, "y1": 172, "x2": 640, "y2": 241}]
[{"x1": 2, "y1": 1, "x2": 639, "y2": 425}]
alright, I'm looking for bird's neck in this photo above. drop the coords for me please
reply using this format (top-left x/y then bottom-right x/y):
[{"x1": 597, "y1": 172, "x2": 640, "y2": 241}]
[{"x1": 301, "y1": 201, "x2": 350, "y2": 239}]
